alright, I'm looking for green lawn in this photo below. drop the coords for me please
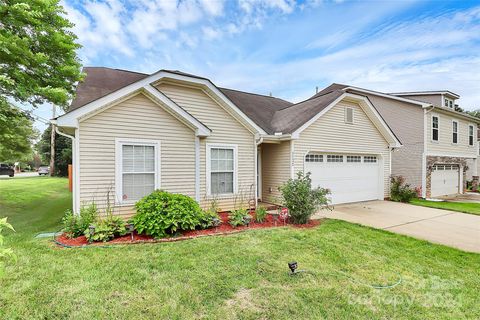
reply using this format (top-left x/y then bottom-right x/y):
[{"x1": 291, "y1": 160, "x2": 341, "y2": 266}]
[
  {"x1": 1, "y1": 177, "x2": 479, "y2": 319},
  {"x1": 410, "y1": 198, "x2": 480, "y2": 216}
]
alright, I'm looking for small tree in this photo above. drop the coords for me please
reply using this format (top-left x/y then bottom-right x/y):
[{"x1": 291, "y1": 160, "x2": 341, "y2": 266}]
[{"x1": 279, "y1": 171, "x2": 331, "y2": 224}]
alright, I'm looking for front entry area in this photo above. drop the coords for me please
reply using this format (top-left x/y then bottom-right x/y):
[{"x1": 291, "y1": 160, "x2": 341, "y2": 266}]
[
  {"x1": 431, "y1": 164, "x2": 460, "y2": 197},
  {"x1": 305, "y1": 153, "x2": 382, "y2": 204}
]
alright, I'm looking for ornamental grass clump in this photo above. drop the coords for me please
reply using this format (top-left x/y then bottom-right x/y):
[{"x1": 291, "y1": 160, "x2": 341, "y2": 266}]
[
  {"x1": 279, "y1": 171, "x2": 331, "y2": 224},
  {"x1": 133, "y1": 190, "x2": 209, "y2": 238}
]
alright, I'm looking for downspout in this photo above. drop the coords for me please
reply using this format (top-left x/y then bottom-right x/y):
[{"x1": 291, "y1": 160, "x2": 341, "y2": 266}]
[
  {"x1": 422, "y1": 105, "x2": 435, "y2": 198},
  {"x1": 54, "y1": 125, "x2": 78, "y2": 214},
  {"x1": 254, "y1": 136, "x2": 264, "y2": 206}
]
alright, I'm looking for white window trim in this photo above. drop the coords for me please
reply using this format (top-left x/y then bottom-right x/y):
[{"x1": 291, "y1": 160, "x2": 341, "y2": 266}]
[
  {"x1": 452, "y1": 120, "x2": 458, "y2": 145},
  {"x1": 431, "y1": 114, "x2": 439, "y2": 142},
  {"x1": 345, "y1": 106, "x2": 354, "y2": 124},
  {"x1": 468, "y1": 124, "x2": 475, "y2": 147},
  {"x1": 206, "y1": 143, "x2": 238, "y2": 196},
  {"x1": 115, "y1": 138, "x2": 161, "y2": 206}
]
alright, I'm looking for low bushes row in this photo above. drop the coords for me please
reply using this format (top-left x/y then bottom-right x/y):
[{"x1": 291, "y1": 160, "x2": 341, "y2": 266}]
[{"x1": 61, "y1": 171, "x2": 330, "y2": 242}]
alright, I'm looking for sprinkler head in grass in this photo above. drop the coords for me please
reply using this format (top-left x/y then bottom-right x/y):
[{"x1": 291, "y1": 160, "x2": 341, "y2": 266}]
[
  {"x1": 212, "y1": 217, "x2": 221, "y2": 232},
  {"x1": 288, "y1": 261, "x2": 298, "y2": 275},
  {"x1": 88, "y1": 225, "x2": 95, "y2": 243},
  {"x1": 126, "y1": 223, "x2": 134, "y2": 241}
]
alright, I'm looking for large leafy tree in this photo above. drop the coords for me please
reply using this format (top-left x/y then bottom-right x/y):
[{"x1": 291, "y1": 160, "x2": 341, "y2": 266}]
[
  {"x1": 0, "y1": 0, "x2": 83, "y2": 109},
  {"x1": 0, "y1": 0, "x2": 83, "y2": 169},
  {"x1": 0, "y1": 101, "x2": 37, "y2": 162}
]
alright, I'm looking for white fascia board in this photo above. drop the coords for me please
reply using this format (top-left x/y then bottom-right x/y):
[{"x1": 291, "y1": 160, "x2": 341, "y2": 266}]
[
  {"x1": 390, "y1": 91, "x2": 460, "y2": 99},
  {"x1": 430, "y1": 105, "x2": 480, "y2": 124},
  {"x1": 343, "y1": 86, "x2": 431, "y2": 108},
  {"x1": 55, "y1": 70, "x2": 266, "y2": 135}
]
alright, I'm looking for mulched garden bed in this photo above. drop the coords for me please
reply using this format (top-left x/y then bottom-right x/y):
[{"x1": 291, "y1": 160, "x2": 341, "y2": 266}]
[{"x1": 54, "y1": 212, "x2": 322, "y2": 247}]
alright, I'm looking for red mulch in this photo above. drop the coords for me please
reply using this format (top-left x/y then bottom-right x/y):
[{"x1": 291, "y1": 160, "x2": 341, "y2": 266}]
[{"x1": 54, "y1": 212, "x2": 322, "y2": 247}]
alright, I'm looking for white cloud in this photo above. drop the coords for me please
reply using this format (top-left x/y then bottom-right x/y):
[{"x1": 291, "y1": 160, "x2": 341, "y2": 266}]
[
  {"x1": 199, "y1": 0, "x2": 225, "y2": 16},
  {"x1": 202, "y1": 26, "x2": 222, "y2": 40}
]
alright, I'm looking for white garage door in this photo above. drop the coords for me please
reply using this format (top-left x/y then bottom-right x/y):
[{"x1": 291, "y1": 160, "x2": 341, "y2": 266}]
[
  {"x1": 431, "y1": 164, "x2": 459, "y2": 197},
  {"x1": 305, "y1": 153, "x2": 381, "y2": 205}
]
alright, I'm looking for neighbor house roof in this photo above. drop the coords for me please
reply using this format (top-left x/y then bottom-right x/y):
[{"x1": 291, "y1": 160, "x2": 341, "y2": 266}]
[{"x1": 390, "y1": 90, "x2": 460, "y2": 99}]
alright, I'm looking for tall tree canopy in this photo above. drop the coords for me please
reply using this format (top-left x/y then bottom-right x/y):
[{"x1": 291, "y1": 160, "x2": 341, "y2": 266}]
[
  {"x1": 0, "y1": 0, "x2": 83, "y2": 110},
  {"x1": 0, "y1": 100, "x2": 37, "y2": 161}
]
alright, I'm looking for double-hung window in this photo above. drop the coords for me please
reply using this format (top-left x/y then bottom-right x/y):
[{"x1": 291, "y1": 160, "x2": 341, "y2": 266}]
[
  {"x1": 469, "y1": 125, "x2": 474, "y2": 146},
  {"x1": 452, "y1": 121, "x2": 458, "y2": 144},
  {"x1": 432, "y1": 116, "x2": 439, "y2": 141},
  {"x1": 207, "y1": 144, "x2": 237, "y2": 195},
  {"x1": 116, "y1": 139, "x2": 160, "y2": 204}
]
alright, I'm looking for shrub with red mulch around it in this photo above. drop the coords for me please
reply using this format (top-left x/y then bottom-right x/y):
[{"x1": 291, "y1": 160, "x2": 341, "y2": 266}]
[{"x1": 54, "y1": 212, "x2": 322, "y2": 247}]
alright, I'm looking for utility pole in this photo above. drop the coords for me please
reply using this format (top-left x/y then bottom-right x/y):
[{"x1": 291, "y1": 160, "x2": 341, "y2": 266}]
[{"x1": 49, "y1": 105, "x2": 56, "y2": 176}]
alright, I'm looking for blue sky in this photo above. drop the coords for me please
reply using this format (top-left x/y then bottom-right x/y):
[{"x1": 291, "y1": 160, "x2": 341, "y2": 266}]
[{"x1": 29, "y1": 0, "x2": 480, "y2": 131}]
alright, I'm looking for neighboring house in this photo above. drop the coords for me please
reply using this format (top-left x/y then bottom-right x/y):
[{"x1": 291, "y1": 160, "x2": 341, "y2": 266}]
[
  {"x1": 54, "y1": 67, "x2": 401, "y2": 216},
  {"x1": 320, "y1": 85, "x2": 480, "y2": 198}
]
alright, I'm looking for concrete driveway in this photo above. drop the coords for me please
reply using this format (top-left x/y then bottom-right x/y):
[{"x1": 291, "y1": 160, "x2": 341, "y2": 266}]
[
  {"x1": 0, "y1": 172, "x2": 39, "y2": 179},
  {"x1": 315, "y1": 200, "x2": 480, "y2": 253},
  {"x1": 437, "y1": 192, "x2": 480, "y2": 203}
]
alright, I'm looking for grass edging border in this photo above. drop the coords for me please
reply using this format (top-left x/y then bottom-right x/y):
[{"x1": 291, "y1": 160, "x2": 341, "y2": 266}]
[{"x1": 53, "y1": 219, "x2": 324, "y2": 248}]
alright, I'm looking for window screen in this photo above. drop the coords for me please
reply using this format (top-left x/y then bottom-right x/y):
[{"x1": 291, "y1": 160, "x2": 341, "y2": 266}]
[
  {"x1": 210, "y1": 148, "x2": 234, "y2": 194},
  {"x1": 122, "y1": 145, "x2": 155, "y2": 201}
]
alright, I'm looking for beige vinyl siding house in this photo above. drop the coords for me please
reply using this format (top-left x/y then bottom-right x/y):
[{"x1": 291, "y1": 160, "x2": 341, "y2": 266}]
[
  {"x1": 426, "y1": 109, "x2": 477, "y2": 157},
  {"x1": 55, "y1": 68, "x2": 402, "y2": 216},
  {"x1": 156, "y1": 81, "x2": 256, "y2": 211},
  {"x1": 293, "y1": 100, "x2": 391, "y2": 199},
  {"x1": 78, "y1": 93, "x2": 196, "y2": 217}
]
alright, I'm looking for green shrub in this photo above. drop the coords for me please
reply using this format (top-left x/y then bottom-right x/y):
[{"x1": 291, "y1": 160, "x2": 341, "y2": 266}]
[
  {"x1": 200, "y1": 208, "x2": 220, "y2": 229},
  {"x1": 228, "y1": 209, "x2": 247, "y2": 227},
  {"x1": 61, "y1": 203, "x2": 98, "y2": 238},
  {"x1": 255, "y1": 206, "x2": 268, "y2": 223},
  {"x1": 390, "y1": 176, "x2": 417, "y2": 203},
  {"x1": 0, "y1": 218, "x2": 15, "y2": 277},
  {"x1": 85, "y1": 216, "x2": 127, "y2": 242},
  {"x1": 133, "y1": 190, "x2": 207, "y2": 238},
  {"x1": 279, "y1": 171, "x2": 330, "y2": 224}
]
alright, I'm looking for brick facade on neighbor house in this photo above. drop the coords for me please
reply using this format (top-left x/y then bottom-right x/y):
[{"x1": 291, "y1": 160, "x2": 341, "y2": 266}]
[{"x1": 425, "y1": 156, "x2": 468, "y2": 198}]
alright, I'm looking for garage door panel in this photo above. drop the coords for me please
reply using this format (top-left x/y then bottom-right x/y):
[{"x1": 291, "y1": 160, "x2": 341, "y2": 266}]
[
  {"x1": 305, "y1": 154, "x2": 380, "y2": 205},
  {"x1": 431, "y1": 165, "x2": 459, "y2": 197}
]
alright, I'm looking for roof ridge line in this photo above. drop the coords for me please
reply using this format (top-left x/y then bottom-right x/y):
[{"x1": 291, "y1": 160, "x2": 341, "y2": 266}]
[
  {"x1": 219, "y1": 87, "x2": 292, "y2": 102},
  {"x1": 277, "y1": 89, "x2": 345, "y2": 112}
]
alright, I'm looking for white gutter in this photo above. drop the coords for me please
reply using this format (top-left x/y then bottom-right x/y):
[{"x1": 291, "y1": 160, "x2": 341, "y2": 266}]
[
  {"x1": 54, "y1": 124, "x2": 79, "y2": 214},
  {"x1": 421, "y1": 105, "x2": 436, "y2": 198}
]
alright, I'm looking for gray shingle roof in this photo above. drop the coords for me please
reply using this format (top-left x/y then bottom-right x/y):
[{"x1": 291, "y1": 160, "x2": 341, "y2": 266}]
[{"x1": 67, "y1": 67, "x2": 347, "y2": 134}]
